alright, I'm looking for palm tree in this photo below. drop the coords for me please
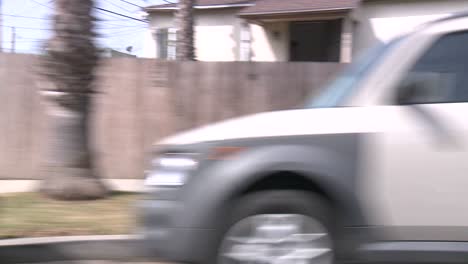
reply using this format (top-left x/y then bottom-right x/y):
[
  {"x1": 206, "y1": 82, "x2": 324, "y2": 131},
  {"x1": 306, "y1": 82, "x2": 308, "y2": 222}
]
[
  {"x1": 170, "y1": 0, "x2": 196, "y2": 131},
  {"x1": 40, "y1": 0, "x2": 108, "y2": 200},
  {"x1": 175, "y1": 0, "x2": 195, "y2": 61}
]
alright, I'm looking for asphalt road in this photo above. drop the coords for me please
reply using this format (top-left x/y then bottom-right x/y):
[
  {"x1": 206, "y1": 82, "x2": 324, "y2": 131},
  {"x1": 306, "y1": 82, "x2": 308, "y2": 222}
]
[{"x1": 36, "y1": 262, "x2": 166, "y2": 264}]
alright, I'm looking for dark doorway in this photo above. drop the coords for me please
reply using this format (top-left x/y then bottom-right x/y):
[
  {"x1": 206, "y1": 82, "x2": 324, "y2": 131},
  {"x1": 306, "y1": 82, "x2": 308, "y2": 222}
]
[{"x1": 289, "y1": 20, "x2": 342, "y2": 62}]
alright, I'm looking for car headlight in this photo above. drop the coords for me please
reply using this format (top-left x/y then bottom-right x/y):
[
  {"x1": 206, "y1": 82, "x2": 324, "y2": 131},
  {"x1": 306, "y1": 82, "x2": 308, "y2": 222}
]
[{"x1": 144, "y1": 155, "x2": 198, "y2": 187}]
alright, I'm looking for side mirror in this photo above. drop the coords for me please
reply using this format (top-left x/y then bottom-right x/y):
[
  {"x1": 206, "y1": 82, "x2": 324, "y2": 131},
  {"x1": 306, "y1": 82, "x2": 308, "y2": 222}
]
[
  {"x1": 396, "y1": 80, "x2": 426, "y2": 105},
  {"x1": 396, "y1": 73, "x2": 446, "y2": 105}
]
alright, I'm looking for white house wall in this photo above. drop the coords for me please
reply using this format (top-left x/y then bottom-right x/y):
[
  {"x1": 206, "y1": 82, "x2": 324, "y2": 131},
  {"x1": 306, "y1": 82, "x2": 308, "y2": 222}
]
[
  {"x1": 195, "y1": 9, "x2": 242, "y2": 61},
  {"x1": 144, "y1": 9, "x2": 243, "y2": 61},
  {"x1": 250, "y1": 22, "x2": 289, "y2": 62},
  {"x1": 143, "y1": 29, "x2": 157, "y2": 58},
  {"x1": 353, "y1": 0, "x2": 468, "y2": 56},
  {"x1": 144, "y1": 8, "x2": 290, "y2": 61},
  {"x1": 143, "y1": 12, "x2": 174, "y2": 58}
]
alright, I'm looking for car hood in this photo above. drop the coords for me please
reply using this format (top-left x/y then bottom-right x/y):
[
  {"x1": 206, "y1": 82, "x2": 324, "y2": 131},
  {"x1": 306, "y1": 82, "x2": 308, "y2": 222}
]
[{"x1": 157, "y1": 107, "x2": 395, "y2": 146}]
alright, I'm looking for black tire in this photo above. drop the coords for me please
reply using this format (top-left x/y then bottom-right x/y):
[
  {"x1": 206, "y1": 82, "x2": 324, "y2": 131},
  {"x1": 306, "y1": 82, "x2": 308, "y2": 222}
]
[{"x1": 212, "y1": 190, "x2": 336, "y2": 264}]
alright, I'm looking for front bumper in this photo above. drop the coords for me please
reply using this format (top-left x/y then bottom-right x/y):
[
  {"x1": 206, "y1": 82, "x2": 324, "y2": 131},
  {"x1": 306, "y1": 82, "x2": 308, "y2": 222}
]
[{"x1": 138, "y1": 199, "x2": 216, "y2": 263}]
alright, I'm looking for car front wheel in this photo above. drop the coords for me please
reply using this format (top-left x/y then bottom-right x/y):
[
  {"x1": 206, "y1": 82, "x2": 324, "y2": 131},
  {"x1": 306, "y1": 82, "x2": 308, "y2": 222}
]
[{"x1": 216, "y1": 190, "x2": 335, "y2": 264}]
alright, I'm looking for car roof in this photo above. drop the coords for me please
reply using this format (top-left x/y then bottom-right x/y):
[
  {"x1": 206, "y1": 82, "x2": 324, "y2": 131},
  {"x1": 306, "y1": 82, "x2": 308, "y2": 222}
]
[
  {"x1": 408, "y1": 10, "x2": 468, "y2": 35},
  {"x1": 426, "y1": 10, "x2": 468, "y2": 26}
]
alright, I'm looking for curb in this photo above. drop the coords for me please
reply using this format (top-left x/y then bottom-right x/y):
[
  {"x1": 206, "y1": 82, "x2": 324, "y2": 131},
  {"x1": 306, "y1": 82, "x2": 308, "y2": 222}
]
[
  {"x1": 0, "y1": 235, "x2": 151, "y2": 263},
  {"x1": 0, "y1": 179, "x2": 144, "y2": 193}
]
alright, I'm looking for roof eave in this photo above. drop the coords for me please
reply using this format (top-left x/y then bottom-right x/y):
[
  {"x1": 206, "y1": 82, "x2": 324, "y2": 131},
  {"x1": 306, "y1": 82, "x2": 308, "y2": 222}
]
[
  {"x1": 146, "y1": 3, "x2": 254, "y2": 12},
  {"x1": 239, "y1": 6, "x2": 354, "y2": 17}
]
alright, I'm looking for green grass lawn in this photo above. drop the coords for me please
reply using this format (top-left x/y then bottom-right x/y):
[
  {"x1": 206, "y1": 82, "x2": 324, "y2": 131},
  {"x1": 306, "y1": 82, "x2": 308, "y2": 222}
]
[{"x1": 0, "y1": 192, "x2": 140, "y2": 239}]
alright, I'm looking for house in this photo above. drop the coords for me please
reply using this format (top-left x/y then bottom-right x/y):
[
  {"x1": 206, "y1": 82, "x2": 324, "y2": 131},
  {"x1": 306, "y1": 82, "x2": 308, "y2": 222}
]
[{"x1": 142, "y1": 0, "x2": 468, "y2": 62}]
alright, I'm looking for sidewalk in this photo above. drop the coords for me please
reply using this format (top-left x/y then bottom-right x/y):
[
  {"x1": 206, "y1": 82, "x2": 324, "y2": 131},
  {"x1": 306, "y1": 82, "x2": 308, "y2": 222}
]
[
  {"x1": 0, "y1": 235, "x2": 160, "y2": 263},
  {"x1": 0, "y1": 179, "x2": 144, "y2": 193}
]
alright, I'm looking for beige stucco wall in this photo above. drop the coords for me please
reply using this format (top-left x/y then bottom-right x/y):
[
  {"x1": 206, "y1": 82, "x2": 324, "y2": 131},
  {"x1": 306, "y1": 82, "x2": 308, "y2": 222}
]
[
  {"x1": 144, "y1": 9, "x2": 289, "y2": 61},
  {"x1": 250, "y1": 22, "x2": 289, "y2": 62},
  {"x1": 353, "y1": 0, "x2": 468, "y2": 56}
]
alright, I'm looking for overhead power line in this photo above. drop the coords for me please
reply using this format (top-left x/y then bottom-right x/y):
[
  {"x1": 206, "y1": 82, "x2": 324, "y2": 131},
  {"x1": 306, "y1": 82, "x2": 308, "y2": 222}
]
[
  {"x1": 1, "y1": 24, "x2": 146, "y2": 31},
  {"x1": 103, "y1": 0, "x2": 136, "y2": 13},
  {"x1": 30, "y1": 0, "x2": 53, "y2": 10},
  {"x1": 94, "y1": 7, "x2": 148, "y2": 23},
  {"x1": 99, "y1": 21, "x2": 143, "y2": 27},
  {"x1": 1, "y1": 13, "x2": 143, "y2": 27},
  {"x1": 8, "y1": 0, "x2": 148, "y2": 23},
  {"x1": 24, "y1": 1, "x2": 148, "y2": 24},
  {"x1": 118, "y1": 0, "x2": 143, "y2": 9}
]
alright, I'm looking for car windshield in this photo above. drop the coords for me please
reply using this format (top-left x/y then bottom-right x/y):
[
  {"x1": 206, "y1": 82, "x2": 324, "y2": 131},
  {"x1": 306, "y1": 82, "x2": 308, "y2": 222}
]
[{"x1": 305, "y1": 38, "x2": 401, "y2": 108}]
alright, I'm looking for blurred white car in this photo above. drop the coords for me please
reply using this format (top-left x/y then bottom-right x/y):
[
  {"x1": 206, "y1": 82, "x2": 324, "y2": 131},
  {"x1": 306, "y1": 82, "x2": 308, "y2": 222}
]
[{"x1": 140, "y1": 12, "x2": 468, "y2": 264}]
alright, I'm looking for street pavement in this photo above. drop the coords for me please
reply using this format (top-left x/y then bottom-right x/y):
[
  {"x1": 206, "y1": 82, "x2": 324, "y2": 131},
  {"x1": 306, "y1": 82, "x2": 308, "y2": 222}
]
[{"x1": 31, "y1": 260, "x2": 166, "y2": 264}]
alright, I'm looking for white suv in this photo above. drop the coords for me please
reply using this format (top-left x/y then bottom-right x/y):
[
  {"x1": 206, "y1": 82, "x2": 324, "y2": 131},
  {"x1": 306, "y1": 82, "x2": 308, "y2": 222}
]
[{"x1": 140, "y1": 13, "x2": 468, "y2": 264}]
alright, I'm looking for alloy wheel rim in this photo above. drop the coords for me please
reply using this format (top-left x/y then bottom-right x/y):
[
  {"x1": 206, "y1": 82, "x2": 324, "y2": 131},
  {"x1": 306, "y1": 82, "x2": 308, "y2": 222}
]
[{"x1": 218, "y1": 214, "x2": 333, "y2": 264}]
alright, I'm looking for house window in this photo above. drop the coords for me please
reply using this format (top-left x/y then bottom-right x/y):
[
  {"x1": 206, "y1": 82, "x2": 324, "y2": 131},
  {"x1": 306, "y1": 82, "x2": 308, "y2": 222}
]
[
  {"x1": 240, "y1": 22, "x2": 251, "y2": 61},
  {"x1": 156, "y1": 28, "x2": 177, "y2": 60}
]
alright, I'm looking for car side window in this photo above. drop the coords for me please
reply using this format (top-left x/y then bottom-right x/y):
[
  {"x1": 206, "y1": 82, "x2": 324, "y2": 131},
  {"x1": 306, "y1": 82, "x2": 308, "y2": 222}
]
[{"x1": 395, "y1": 31, "x2": 468, "y2": 105}]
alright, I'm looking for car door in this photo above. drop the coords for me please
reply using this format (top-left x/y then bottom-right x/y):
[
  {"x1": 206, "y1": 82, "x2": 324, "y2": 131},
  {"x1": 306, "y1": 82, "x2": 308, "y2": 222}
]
[{"x1": 361, "y1": 29, "x2": 468, "y2": 241}]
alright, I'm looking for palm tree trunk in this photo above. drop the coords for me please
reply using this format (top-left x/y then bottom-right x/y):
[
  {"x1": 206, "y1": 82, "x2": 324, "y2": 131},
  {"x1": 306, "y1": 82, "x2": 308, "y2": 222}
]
[
  {"x1": 40, "y1": 0, "x2": 108, "y2": 200},
  {"x1": 175, "y1": 0, "x2": 195, "y2": 61},
  {"x1": 172, "y1": 0, "x2": 195, "y2": 131}
]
